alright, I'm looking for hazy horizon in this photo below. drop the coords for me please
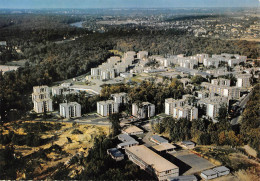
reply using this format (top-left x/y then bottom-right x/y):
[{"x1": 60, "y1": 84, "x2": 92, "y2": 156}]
[{"x1": 0, "y1": 0, "x2": 259, "y2": 9}]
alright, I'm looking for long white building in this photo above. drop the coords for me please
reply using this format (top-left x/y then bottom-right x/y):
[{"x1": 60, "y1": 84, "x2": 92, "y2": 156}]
[
  {"x1": 32, "y1": 85, "x2": 53, "y2": 113},
  {"x1": 125, "y1": 145, "x2": 179, "y2": 181},
  {"x1": 201, "y1": 82, "x2": 240, "y2": 99},
  {"x1": 59, "y1": 102, "x2": 81, "y2": 118}
]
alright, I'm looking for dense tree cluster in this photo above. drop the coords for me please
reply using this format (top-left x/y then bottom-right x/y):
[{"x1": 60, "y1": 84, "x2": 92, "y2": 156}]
[
  {"x1": 153, "y1": 117, "x2": 243, "y2": 147},
  {"x1": 101, "y1": 79, "x2": 185, "y2": 114},
  {"x1": 240, "y1": 84, "x2": 260, "y2": 157}
]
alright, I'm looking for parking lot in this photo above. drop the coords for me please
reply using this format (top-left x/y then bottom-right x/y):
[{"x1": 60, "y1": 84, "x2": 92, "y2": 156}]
[{"x1": 171, "y1": 150, "x2": 215, "y2": 175}]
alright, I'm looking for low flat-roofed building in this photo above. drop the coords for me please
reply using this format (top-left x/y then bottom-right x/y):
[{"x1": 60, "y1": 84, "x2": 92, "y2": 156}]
[
  {"x1": 200, "y1": 169, "x2": 218, "y2": 180},
  {"x1": 152, "y1": 143, "x2": 176, "y2": 153},
  {"x1": 107, "y1": 148, "x2": 124, "y2": 161},
  {"x1": 117, "y1": 133, "x2": 139, "y2": 149},
  {"x1": 181, "y1": 141, "x2": 196, "y2": 149},
  {"x1": 122, "y1": 126, "x2": 144, "y2": 135},
  {"x1": 126, "y1": 145, "x2": 179, "y2": 181},
  {"x1": 151, "y1": 135, "x2": 169, "y2": 145},
  {"x1": 118, "y1": 134, "x2": 135, "y2": 142},
  {"x1": 213, "y1": 166, "x2": 230, "y2": 177},
  {"x1": 59, "y1": 102, "x2": 81, "y2": 118},
  {"x1": 167, "y1": 174, "x2": 197, "y2": 181},
  {"x1": 117, "y1": 140, "x2": 139, "y2": 149}
]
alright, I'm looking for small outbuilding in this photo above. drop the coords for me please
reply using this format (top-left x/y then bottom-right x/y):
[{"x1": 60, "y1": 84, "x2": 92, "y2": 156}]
[
  {"x1": 122, "y1": 125, "x2": 144, "y2": 135},
  {"x1": 213, "y1": 166, "x2": 230, "y2": 177},
  {"x1": 107, "y1": 148, "x2": 124, "y2": 161},
  {"x1": 117, "y1": 140, "x2": 139, "y2": 149},
  {"x1": 201, "y1": 169, "x2": 218, "y2": 180},
  {"x1": 151, "y1": 135, "x2": 169, "y2": 145},
  {"x1": 181, "y1": 141, "x2": 196, "y2": 149}
]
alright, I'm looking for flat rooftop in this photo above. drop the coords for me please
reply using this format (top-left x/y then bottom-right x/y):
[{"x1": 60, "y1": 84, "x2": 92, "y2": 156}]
[
  {"x1": 201, "y1": 169, "x2": 217, "y2": 176},
  {"x1": 107, "y1": 148, "x2": 124, "y2": 157},
  {"x1": 123, "y1": 126, "x2": 143, "y2": 134},
  {"x1": 213, "y1": 166, "x2": 230, "y2": 173},
  {"x1": 60, "y1": 102, "x2": 80, "y2": 107},
  {"x1": 126, "y1": 145, "x2": 178, "y2": 173},
  {"x1": 151, "y1": 135, "x2": 169, "y2": 143},
  {"x1": 118, "y1": 140, "x2": 139, "y2": 147},
  {"x1": 118, "y1": 134, "x2": 135, "y2": 142},
  {"x1": 152, "y1": 143, "x2": 176, "y2": 152}
]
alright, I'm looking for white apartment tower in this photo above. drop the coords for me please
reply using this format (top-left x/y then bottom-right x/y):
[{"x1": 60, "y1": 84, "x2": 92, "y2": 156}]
[
  {"x1": 132, "y1": 102, "x2": 155, "y2": 119},
  {"x1": 60, "y1": 102, "x2": 81, "y2": 118},
  {"x1": 97, "y1": 100, "x2": 119, "y2": 117},
  {"x1": 173, "y1": 105, "x2": 198, "y2": 121},
  {"x1": 236, "y1": 74, "x2": 251, "y2": 88},
  {"x1": 32, "y1": 85, "x2": 53, "y2": 113},
  {"x1": 137, "y1": 51, "x2": 148, "y2": 60},
  {"x1": 111, "y1": 92, "x2": 128, "y2": 104}
]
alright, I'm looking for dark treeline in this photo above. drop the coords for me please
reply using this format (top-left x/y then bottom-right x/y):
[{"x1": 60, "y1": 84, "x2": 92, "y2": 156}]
[
  {"x1": 101, "y1": 79, "x2": 185, "y2": 114},
  {"x1": 165, "y1": 14, "x2": 224, "y2": 21},
  {"x1": 0, "y1": 14, "x2": 88, "y2": 44}
]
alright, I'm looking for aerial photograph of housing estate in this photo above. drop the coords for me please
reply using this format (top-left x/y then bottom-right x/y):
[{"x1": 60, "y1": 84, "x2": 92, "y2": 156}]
[{"x1": 0, "y1": 0, "x2": 259, "y2": 180}]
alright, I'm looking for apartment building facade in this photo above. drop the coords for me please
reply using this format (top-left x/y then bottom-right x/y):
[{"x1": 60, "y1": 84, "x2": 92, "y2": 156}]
[
  {"x1": 32, "y1": 85, "x2": 53, "y2": 113},
  {"x1": 97, "y1": 100, "x2": 119, "y2": 116},
  {"x1": 132, "y1": 102, "x2": 155, "y2": 119},
  {"x1": 59, "y1": 102, "x2": 81, "y2": 118}
]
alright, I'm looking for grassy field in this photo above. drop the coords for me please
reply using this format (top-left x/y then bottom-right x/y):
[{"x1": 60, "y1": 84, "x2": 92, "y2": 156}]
[
  {"x1": 0, "y1": 121, "x2": 109, "y2": 179},
  {"x1": 194, "y1": 146, "x2": 260, "y2": 181}
]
